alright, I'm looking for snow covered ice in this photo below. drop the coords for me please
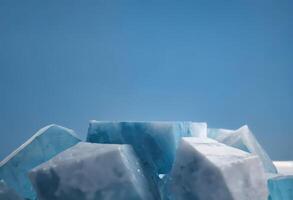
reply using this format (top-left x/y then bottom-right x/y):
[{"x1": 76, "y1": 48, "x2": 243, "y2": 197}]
[
  {"x1": 29, "y1": 142, "x2": 155, "y2": 200},
  {"x1": 208, "y1": 125, "x2": 277, "y2": 173},
  {"x1": 164, "y1": 137, "x2": 268, "y2": 200},
  {"x1": 0, "y1": 124, "x2": 81, "y2": 200}
]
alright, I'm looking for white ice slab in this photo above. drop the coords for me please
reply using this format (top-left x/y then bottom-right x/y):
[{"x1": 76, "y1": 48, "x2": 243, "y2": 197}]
[{"x1": 165, "y1": 138, "x2": 268, "y2": 200}]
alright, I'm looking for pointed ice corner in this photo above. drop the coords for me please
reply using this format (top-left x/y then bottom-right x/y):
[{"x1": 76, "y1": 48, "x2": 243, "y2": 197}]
[
  {"x1": 0, "y1": 179, "x2": 23, "y2": 200},
  {"x1": 0, "y1": 124, "x2": 81, "y2": 200},
  {"x1": 208, "y1": 125, "x2": 277, "y2": 173},
  {"x1": 29, "y1": 142, "x2": 156, "y2": 200},
  {"x1": 268, "y1": 175, "x2": 293, "y2": 200},
  {"x1": 165, "y1": 138, "x2": 268, "y2": 200}
]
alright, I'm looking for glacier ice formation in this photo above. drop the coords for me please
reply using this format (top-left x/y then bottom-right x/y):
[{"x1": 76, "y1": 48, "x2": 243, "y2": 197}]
[{"x1": 0, "y1": 121, "x2": 289, "y2": 200}]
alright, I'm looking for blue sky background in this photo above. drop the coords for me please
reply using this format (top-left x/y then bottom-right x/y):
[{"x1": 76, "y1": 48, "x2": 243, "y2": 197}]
[{"x1": 0, "y1": 0, "x2": 292, "y2": 160}]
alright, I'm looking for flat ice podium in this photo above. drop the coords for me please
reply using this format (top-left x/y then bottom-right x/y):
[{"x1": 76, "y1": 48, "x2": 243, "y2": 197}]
[{"x1": 0, "y1": 121, "x2": 292, "y2": 200}]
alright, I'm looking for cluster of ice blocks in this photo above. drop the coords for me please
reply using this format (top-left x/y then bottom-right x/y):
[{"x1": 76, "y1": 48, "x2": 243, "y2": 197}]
[{"x1": 0, "y1": 121, "x2": 292, "y2": 200}]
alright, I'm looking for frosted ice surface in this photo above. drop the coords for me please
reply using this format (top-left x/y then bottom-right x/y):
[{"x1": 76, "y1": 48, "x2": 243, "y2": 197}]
[
  {"x1": 274, "y1": 161, "x2": 293, "y2": 175},
  {"x1": 165, "y1": 137, "x2": 268, "y2": 200},
  {"x1": 208, "y1": 125, "x2": 277, "y2": 173},
  {"x1": 87, "y1": 121, "x2": 207, "y2": 174},
  {"x1": 29, "y1": 142, "x2": 155, "y2": 200},
  {"x1": 0, "y1": 124, "x2": 81, "y2": 200},
  {"x1": 268, "y1": 175, "x2": 293, "y2": 200},
  {"x1": 0, "y1": 179, "x2": 23, "y2": 200}
]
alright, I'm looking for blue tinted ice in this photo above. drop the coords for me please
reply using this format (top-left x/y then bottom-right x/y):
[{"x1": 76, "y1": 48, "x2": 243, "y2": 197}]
[
  {"x1": 0, "y1": 124, "x2": 81, "y2": 200},
  {"x1": 0, "y1": 179, "x2": 23, "y2": 200},
  {"x1": 87, "y1": 121, "x2": 207, "y2": 199},
  {"x1": 208, "y1": 125, "x2": 277, "y2": 173},
  {"x1": 87, "y1": 121, "x2": 207, "y2": 174},
  {"x1": 29, "y1": 142, "x2": 155, "y2": 200},
  {"x1": 268, "y1": 175, "x2": 293, "y2": 200}
]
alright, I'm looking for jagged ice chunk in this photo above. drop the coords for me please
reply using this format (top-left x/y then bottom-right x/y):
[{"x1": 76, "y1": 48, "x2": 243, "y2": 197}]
[
  {"x1": 29, "y1": 142, "x2": 155, "y2": 200},
  {"x1": 208, "y1": 125, "x2": 277, "y2": 173},
  {"x1": 165, "y1": 138, "x2": 268, "y2": 200}
]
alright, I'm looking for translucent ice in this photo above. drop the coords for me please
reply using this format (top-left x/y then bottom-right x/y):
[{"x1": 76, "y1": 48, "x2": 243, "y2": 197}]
[
  {"x1": 208, "y1": 125, "x2": 277, "y2": 173},
  {"x1": 0, "y1": 179, "x2": 23, "y2": 200},
  {"x1": 0, "y1": 124, "x2": 81, "y2": 200},
  {"x1": 165, "y1": 137, "x2": 268, "y2": 200},
  {"x1": 268, "y1": 175, "x2": 293, "y2": 200},
  {"x1": 87, "y1": 121, "x2": 207, "y2": 174},
  {"x1": 29, "y1": 142, "x2": 155, "y2": 200}
]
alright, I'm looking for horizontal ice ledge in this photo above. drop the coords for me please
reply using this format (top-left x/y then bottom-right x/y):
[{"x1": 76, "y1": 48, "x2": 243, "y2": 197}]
[{"x1": 273, "y1": 161, "x2": 293, "y2": 175}]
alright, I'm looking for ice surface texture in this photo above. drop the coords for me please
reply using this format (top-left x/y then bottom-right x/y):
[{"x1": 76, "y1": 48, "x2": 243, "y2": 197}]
[
  {"x1": 268, "y1": 175, "x2": 293, "y2": 200},
  {"x1": 87, "y1": 121, "x2": 207, "y2": 199},
  {"x1": 29, "y1": 142, "x2": 155, "y2": 200},
  {"x1": 208, "y1": 125, "x2": 277, "y2": 173},
  {"x1": 87, "y1": 121, "x2": 207, "y2": 174},
  {"x1": 164, "y1": 138, "x2": 268, "y2": 200},
  {"x1": 0, "y1": 125, "x2": 81, "y2": 200},
  {"x1": 0, "y1": 179, "x2": 23, "y2": 200}
]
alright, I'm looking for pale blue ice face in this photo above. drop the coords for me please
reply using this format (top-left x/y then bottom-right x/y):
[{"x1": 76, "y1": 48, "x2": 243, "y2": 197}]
[
  {"x1": 268, "y1": 175, "x2": 293, "y2": 200},
  {"x1": 0, "y1": 125, "x2": 81, "y2": 200}
]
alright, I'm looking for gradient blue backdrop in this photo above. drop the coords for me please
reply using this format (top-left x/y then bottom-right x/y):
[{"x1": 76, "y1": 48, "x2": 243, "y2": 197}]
[{"x1": 0, "y1": 0, "x2": 292, "y2": 160}]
